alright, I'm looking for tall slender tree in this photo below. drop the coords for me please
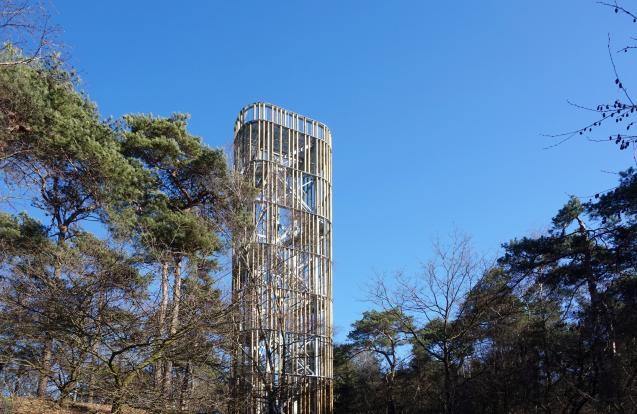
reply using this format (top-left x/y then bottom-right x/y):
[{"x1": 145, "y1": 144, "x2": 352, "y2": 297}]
[{"x1": 118, "y1": 113, "x2": 228, "y2": 400}]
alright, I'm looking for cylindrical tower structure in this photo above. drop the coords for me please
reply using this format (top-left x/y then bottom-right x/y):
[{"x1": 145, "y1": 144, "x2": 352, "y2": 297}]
[{"x1": 232, "y1": 102, "x2": 333, "y2": 414}]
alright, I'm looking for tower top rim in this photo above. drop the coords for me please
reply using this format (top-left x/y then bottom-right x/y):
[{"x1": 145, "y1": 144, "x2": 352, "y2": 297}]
[{"x1": 235, "y1": 102, "x2": 331, "y2": 138}]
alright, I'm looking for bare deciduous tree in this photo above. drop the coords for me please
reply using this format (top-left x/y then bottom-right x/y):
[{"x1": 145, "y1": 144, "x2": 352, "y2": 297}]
[
  {"x1": 0, "y1": 0, "x2": 57, "y2": 66},
  {"x1": 371, "y1": 232, "x2": 487, "y2": 414}
]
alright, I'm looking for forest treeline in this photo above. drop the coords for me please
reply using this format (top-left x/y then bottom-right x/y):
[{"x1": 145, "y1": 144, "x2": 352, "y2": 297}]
[
  {"x1": 333, "y1": 185, "x2": 637, "y2": 413},
  {"x1": 1, "y1": 1, "x2": 637, "y2": 414}
]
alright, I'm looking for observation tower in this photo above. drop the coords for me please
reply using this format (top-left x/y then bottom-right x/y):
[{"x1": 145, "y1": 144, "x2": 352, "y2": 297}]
[{"x1": 232, "y1": 103, "x2": 333, "y2": 414}]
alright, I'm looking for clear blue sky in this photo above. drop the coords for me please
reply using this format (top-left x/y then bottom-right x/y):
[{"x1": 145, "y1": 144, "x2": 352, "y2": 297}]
[{"x1": 50, "y1": 0, "x2": 636, "y2": 341}]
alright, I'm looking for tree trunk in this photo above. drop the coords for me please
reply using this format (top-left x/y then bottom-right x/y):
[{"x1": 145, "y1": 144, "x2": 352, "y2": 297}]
[
  {"x1": 37, "y1": 335, "x2": 52, "y2": 397},
  {"x1": 180, "y1": 360, "x2": 193, "y2": 411},
  {"x1": 111, "y1": 396, "x2": 124, "y2": 414},
  {"x1": 37, "y1": 228, "x2": 66, "y2": 398},
  {"x1": 163, "y1": 257, "x2": 182, "y2": 395},
  {"x1": 386, "y1": 366, "x2": 396, "y2": 414},
  {"x1": 87, "y1": 355, "x2": 97, "y2": 404},
  {"x1": 577, "y1": 217, "x2": 605, "y2": 403},
  {"x1": 268, "y1": 398, "x2": 282, "y2": 414},
  {"x1": 88, "y1": 291, "x2": 106, "y2": 403},
  {"x1": 155, "y1": 261, "x2": 169, "y2": 389},
  {"x1": 444, "y1": 347, "x2": 453, "y2": 414}
]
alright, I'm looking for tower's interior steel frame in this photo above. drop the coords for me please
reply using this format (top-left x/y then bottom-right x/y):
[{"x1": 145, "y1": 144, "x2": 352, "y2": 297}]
[{"x1": 232, "y1": 103, "x2": 333, "y2": 414}]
